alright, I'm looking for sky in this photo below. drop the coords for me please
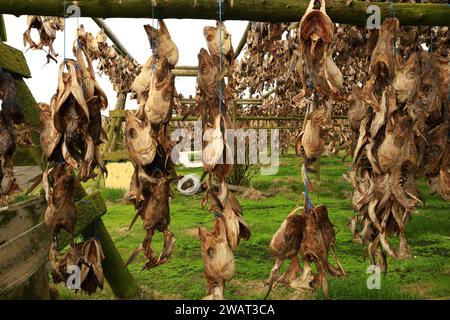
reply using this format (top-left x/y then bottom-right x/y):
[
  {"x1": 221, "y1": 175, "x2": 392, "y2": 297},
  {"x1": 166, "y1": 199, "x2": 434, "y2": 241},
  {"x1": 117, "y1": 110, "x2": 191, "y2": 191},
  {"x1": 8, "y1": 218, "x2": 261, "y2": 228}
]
[{"x1": 3, "y1": 15, "x2": 247, "y2": 113}]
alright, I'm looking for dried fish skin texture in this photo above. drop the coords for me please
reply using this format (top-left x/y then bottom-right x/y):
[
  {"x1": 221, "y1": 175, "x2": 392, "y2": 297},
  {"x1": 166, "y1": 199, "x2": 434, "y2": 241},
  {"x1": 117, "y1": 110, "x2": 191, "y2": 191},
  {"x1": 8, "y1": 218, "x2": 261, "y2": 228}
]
[{"x1": 125, "y1": 110, "x2": 157, "y2": 167}]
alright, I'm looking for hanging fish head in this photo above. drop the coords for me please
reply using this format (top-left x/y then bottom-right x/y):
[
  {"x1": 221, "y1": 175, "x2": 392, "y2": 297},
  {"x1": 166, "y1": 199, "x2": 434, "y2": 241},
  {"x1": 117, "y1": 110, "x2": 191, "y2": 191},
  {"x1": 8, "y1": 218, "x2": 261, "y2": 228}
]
[
  {"x1": 125, "y1": 111, "x2": 157, "y2": 167},
  {"x1": 197, "y1": 48, "x2": 222, "y2": 91},
  {"x1": 203, "y1": 22, "x2": 233, "y2": 58},
  {"x1": 0, "y1": 72, "x2": 25, "y2": 125},
  {"x1": 269, "y1": 208, "x2": 303, "y2": 258},
  {"x1": 144, "y1": 20, "x2": 179, "y2": 66},
  {"x1": 394, "y1": 52, "x2": 419, "y2": 103},
  {"x1": 38, "y1": 102, "x2": 61, "y2": 159},
  {"x1": 370, "y1": 18, "x2": 399, "y2": 83},
  {"x1": 198, "y1": 218, "x2": 235, "y2": 282},
  {"x1": 76, "y1": 24, "x2": 100, "y2": 58},
  {"x1": 63, "y1": 102, "x2": 85, "y2": 144},
  {"x1": 45, "y1": 163, "x2": 76, "y2": 235},
  {"x1": 299, "y1": 0, "x2": 334, "y2": 60}
]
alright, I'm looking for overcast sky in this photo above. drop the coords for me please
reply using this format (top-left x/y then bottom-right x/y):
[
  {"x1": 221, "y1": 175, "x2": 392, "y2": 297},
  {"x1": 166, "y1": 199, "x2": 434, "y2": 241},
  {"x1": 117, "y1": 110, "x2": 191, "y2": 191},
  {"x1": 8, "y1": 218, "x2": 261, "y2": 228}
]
[{"x1": 4, "y1": 15, "x2": 247, "y2": 113}]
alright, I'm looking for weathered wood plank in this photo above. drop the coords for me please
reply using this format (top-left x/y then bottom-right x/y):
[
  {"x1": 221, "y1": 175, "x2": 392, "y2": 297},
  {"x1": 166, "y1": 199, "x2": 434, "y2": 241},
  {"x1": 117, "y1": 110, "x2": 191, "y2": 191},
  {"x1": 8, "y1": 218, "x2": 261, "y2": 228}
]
[
  {"x1": 2, "y1": 264, "x2": 50, "y2": 300},
  {"x1": 0, "y1": 192, "x2": 106, "y2": 295},
  {"x1": 0, "y1": 197, "x2": 46, "y2": 246},
  {"x1": 12, "y1": 166, "x2": 42, "y2": 191},
  {"x1": 0, "y1": 1, "x2": 448, "y2": 26},
  {"x1": 0, "y1": 220, "x2": 51, "y2": 294}
]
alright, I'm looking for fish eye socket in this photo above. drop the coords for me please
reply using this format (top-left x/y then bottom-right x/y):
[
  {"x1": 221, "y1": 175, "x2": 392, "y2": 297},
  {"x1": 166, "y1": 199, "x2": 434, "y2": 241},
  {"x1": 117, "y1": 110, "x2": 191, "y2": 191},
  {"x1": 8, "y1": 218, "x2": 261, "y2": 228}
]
[
  {"x1": 129, "y1": 128, "x2": 137, "y2": 139},
  {"x1": 207, "y1": 247, "x2": 215, "y2": 257}
]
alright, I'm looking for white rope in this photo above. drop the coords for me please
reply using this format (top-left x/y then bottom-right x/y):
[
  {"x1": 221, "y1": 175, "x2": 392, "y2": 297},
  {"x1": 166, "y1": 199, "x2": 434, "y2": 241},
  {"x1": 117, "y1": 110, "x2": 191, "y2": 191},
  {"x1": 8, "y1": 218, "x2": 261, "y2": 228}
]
[{"x1": 177, "y1": 174, "x2": 201, "y2": 196}]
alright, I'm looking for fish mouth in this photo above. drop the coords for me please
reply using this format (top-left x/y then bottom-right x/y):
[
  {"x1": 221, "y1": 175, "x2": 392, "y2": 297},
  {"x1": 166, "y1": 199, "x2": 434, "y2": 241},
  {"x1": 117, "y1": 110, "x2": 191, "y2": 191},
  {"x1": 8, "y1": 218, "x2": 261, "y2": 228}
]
[
  {"x1": 136, "y1": 147, "x2": 156, "y2": 157},
  {"x1": 65, "y1": 130, "x2": 81, "y2": 143}
]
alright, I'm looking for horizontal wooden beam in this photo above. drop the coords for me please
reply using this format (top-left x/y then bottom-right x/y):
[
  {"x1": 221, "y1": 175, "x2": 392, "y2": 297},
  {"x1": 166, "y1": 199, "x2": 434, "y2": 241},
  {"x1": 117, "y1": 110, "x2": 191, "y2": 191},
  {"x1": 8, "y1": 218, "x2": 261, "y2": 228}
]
[
  {"x1": 172, "y1": 68, "x2": 198, "y2": 77},
  {"x1": 109, "y1": 109, "x2": 348, "y2": 121},
  {"x1": 0, "y1": 1, "x2": 448, "y2": 26}
]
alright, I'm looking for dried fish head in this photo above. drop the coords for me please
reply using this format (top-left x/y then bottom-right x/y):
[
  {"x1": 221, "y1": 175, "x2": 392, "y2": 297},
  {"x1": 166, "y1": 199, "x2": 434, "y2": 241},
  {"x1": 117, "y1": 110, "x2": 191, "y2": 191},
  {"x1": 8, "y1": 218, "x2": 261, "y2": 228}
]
[
  {"x1": 75, "y1": 24, "x2": 100, "y2": 58},
  {"x1": 203, "y1": 22, "x2": 234, "y2": 64},
  {"x1": 302, "y1": 106, "x2": 327, "y2": 160},
  {"x1": 79, "y1": 238, "x2": 105, "y2": 295},
  {"x1": 377, "y1": 113, "x2": 412, "y2": 173},
  {"x1": 203, "y1": 114, "x2": 233, "y2": 177},
  {"x1": 125, "y1": 110, "x2": 157, "y2": 167},
  {"x1": 394, "y1": 52, "x2": 419, "y2": 104},
  {"x1": 370, "y1": 18, "x2": 399, "y2": 83},
  {"x1": 348, "y1": 86, "x2": 367, "y2": 131},
  {"x1": 197, "y1": 48, "x2": 222, "y2": 97},
  {"x1": 420, "y1": 123, "x2": 449, "y2": 177},
  {"x1": 54, "y1": 60, "x2": 90, "y2": 128},
  {"x1": 0, "y1": 114, "x2": 16, "y2": 160},
  {"x1": 131, "y1": 55, "x2": 156, "y2": 108},
  {"x1": 44, "y1": 164, "x2": 76, "y2": 236},
  {"x1": 299, "y1": 0, "x2": 333, "y2": 60},
  {"x1": 269, "y1": 207, "x2": 303, "y2": 258},
  {"x1": 144, "y1": 20, "x2": 179, "y2": 66},
  {"x1": 144, "y1": 58, "x2": 175, "y2": 125},
  {"x1": 199, "y1": 218, "x2": 236, "y2": 283},
  {"x1": 38, "y1": 102, "x2": 61, "y2": 159},
  {"x1": 23, "y1": 15, "x2": 63, "y2": 62},
  {"x1": 0, "y1": 72, "x2": 25, "y2": 125}
]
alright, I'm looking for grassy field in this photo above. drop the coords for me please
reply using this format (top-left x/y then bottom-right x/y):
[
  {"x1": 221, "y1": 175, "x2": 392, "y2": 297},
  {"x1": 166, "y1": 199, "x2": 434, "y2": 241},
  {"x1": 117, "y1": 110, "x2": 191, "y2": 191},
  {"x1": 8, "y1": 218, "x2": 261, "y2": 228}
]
[{"x1": 57, "y1": 156, "x2": 450, "y2": 300}]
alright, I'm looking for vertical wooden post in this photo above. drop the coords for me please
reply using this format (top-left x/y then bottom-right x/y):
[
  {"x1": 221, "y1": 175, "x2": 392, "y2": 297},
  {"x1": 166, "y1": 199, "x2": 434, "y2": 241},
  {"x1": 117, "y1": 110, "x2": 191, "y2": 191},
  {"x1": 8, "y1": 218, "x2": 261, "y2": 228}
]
[
  {"x1": 232, "y1": 100, "x2": 237, "y2": 130},
  {"x1": 104, "y1": 92, "x2": 127, "y2": 155}
]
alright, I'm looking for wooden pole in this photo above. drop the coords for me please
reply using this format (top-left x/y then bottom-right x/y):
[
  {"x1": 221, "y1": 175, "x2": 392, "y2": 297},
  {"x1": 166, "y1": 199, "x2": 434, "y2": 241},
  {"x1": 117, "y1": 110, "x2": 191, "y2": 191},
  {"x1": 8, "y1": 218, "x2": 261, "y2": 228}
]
[
  {"x1": 172, "y1": 68, "x2": 198, "y2": 77},
  {"x1": 232, "y1": 100, "x2": 237, "y2": 129},
  {"x1": 92, "y1": 18, "x2": 136, "y2": 60},
  {"x1": 0, "y1": 1, "x2": 448, "y2": 26},
  {"x1": 234, "y1": 21, "x2": 252, "y2": 58}
]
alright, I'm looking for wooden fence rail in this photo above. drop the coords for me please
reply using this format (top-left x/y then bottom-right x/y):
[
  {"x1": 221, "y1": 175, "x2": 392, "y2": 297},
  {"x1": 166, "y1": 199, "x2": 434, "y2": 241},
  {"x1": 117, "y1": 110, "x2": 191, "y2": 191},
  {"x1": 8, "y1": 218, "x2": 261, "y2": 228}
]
[{"x1": 0, "y1": 192, "x2": 140, "y2": 299}]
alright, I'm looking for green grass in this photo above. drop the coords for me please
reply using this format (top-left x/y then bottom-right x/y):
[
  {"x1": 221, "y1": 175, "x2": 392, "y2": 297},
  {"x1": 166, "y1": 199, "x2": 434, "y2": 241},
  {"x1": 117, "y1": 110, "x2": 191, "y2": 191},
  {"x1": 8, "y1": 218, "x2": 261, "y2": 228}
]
[
  {"x1": 57, "y1": 155, "x2": 450, "y2": 300},
  {"x1": 100, "y1": 188, "x2": 126, "y2": 203}
]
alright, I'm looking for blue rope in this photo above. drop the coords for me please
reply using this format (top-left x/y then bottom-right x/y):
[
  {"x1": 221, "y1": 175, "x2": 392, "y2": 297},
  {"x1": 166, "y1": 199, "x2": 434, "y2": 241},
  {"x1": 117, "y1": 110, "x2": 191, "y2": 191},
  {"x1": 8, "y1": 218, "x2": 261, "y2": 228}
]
[
  {"x1": 218, "y1": 0, "x2": 223, "y2": 114},
  {"x1": 151, "y1": 4, "x2": 158, "y2": 70},
  {"x1": 392, "y1": 0, "x2": 398, "y2": 55},
  {"x1": 63, "y1": 0, "x2": 66, "y2": 63},
  {"x1": 392, "y1": 0, "x2": 396, "y2": 18},
  {"x1": 429, "y1": 28, "x2": 433, "y2": 54}
]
